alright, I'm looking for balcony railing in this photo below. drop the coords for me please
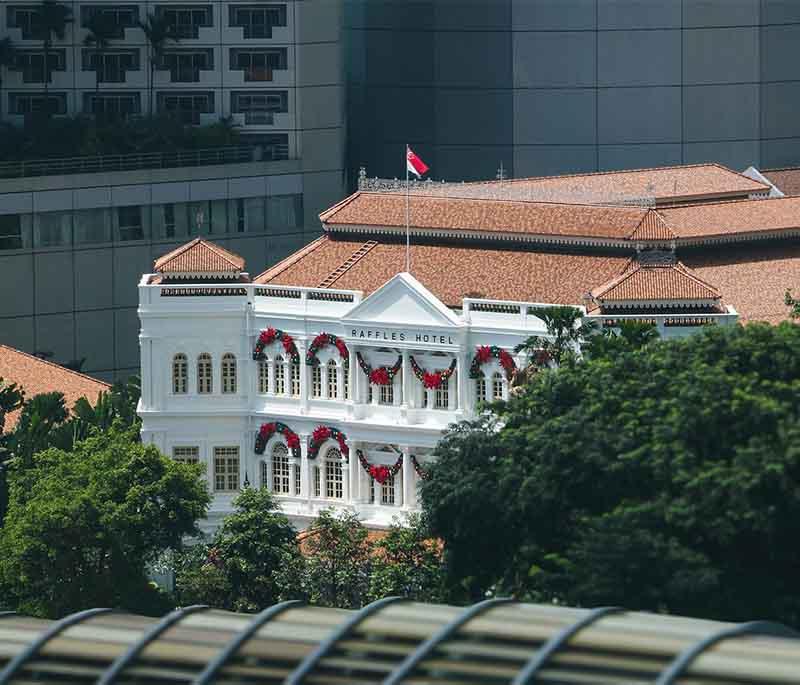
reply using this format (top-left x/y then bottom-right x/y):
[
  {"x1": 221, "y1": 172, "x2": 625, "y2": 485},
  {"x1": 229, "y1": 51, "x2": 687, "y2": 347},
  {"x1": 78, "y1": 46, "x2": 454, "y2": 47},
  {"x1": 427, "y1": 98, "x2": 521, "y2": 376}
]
[{"x1": 0, "y1": 144, "x2": 289, "y2": 179}]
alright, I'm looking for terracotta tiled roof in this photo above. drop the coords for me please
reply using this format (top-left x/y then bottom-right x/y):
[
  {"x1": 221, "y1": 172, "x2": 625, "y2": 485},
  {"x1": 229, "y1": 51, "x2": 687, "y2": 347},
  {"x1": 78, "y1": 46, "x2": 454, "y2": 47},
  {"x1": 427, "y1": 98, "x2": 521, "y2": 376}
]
[
  {"x1": 591, "y1": 261, "x2": 722, "y2": 304},
  {"x1": 659, "y1": 196, "x2": 800, "y2": 240},
  {"x1": 320, "y1": 192, "x2": 652, "y2": 241},
  {"x1": 154, "y1": 238, "x2": 245, "y2": 273},
  {"x1": 630, "y1": 210, "x2": 677, "y2": 241},
  {"x1": 684, "y1": 242, "x2": 800, "y2": 324},
  {"x1": 0, "y1": 345, "x2": 111, "y2": 432},
  {"x1": 761, "y1": 168, "x2": 800, "y2": 197},
  {"x1": 256, "y1": 235, "x2": 630, "y2": 308},
  {"x1": 463, "y1": 163, "x2": 769, "y2": 204}
]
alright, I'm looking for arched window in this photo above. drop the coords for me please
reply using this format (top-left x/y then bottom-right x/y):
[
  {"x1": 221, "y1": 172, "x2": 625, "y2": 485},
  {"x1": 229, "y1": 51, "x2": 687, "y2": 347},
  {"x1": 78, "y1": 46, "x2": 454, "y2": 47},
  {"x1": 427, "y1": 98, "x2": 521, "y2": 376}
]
[
  {"x1": 325, "y1": 447, "x2": 343, "y2": 499},
  {"x1": 272, "y1": 443, "x2": 290, "y2": 494},
  {"x1": 258, "y1": 359, "x2": 269, "y2": 394},
  {"x1": 291, "y1": 358, "x2": 300, "y2": 397},
  {"x1": 492, "y1": 371, "x2": 504, "y2": 400},
  {"x1": 197, "y1": 353, "x2": 212, "y2": 394},
  {"x1": 172, "y1": 353, "x2": 188, "y2": 394},
  {"x1": 275, "y1": 355, "x2": 286, "y2": 395},
  {"x1": 434, "y1": 370, "x2": 449, "y2": 409},
  {"x1": 222, "y1": 353, "x2": 237, "y2": 394},
  {"x1": 311, "y1": 360, "x2": 322, "y2": 398},
  {"x1": 475, "y1": 371, "x2": 486, "y2": 404},
  {"x1": 327, "y1": 359, "x2": 339, "y2": 399}
]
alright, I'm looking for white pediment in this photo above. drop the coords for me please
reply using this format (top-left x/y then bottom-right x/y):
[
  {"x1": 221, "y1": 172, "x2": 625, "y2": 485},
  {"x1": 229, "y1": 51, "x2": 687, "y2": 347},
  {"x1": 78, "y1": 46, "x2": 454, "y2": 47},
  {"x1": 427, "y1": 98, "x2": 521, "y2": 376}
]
[{"x1": 343, "y1": 272, "x2": 462, "y2": 328}]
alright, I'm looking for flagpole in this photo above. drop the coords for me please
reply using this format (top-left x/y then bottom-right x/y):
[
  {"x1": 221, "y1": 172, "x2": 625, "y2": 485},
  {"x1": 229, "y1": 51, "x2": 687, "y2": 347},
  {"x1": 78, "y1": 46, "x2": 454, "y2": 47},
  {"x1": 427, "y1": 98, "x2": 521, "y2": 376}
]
[{"x1": 405, "y1": 144, "x2": 410, "y2": 273}]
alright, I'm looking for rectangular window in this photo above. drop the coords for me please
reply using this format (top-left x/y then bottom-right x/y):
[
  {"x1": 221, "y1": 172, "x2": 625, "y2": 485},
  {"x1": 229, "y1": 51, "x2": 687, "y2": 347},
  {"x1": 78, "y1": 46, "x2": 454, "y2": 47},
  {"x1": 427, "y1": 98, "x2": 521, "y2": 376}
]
[
  {"x1": 214, "y1": 447, "x2": 239, "y2": 492},
  {"x1": 234, "y1": 199, "x2": 245, "y2": 232},
  {"x1": 379, "y1": 383, "x2": 394, "y2": 405},
  {"x1": 258, "y1": 360, "x2": 269, "y2": 394},
  {"x1": 9, "y1": 92, "x2": 67, "y2": 118},
  {"x1": 74, "y1": 209, "x2": 111, "y2": 245},
  {"x1": 157, "y1": 5, "x2": 213, "y2": 39},
  {"x1": 230, "y1": 48, "x2": 287, "y2": 81},
  {"x1": 157, "y1": 91, "x2": 214, "y2": 125},
  {"x1": 82, "y1": 50, "x2": 139, "y2": 83},
  {"x1": 80, "y1": 5, "x2": 140, "y2": 38},
  {"x1": 294, "y1": 463, "x2": 300, "y2": 495},
  {"x1": 311, "y1": 364, "x2": 322, "y2": 398},
  {"x1": 173, "y1": 446, "x2": 199, "y2": 465},
  {"x1": 117, "y1": 206, "x2": 144, "y2": 241},
  {"x1": 267, "y1": 194, "x2": 303, "y2": 232},
  {"x1": 14, "y1": 50, "x2": 65, "y2": 83},
  {"x1": 325, "y1": 460, "x2": 342, "y2": 499},
  {"x1": 230, "y1": 4, "x2": 288, "y2": 39},
  {"x1": 34, "y1": 211, "x2": 71, "y2": 248},
  {"x1": 381, "y1": 474, "x2": 396, "y2": 505},
  {"x1": 231, "y1": 90, "x2": 287, "y2": 125},
  {"x1": 163, "y1": 204, "x2": 175, "y2": 237},
  {"x1": 327, "y1": 364, "x2": 338, "y2": 399},
  {"x1": 83, "y1": 93, "x2": 141, "y2": 122},
  {"x1": 273, "y1": 452, "x2": 290, "y2": 494},
  {"x1": 0, "y1": 215, "x2": 22, "y2": 250},
  {"x1": 275, "y1": 361, "x2": 286, "y2": 394},
  {"x1": 434, "y1": 374, "x2": 449, "y2": 409},
  {"x1": 313, "y1": 466, "x2": 320, "y2": 497},
  {"x1": 476, "y1": 376, "x2": 486, "y2": 404},
  {"x1": 291, "y1": 360, "x2": 300, "y2": 397},
  {"x1": 7, "y1": 6, "x2": 45, "y2": 40},
  {"x1": 161, "y1": 49, "x2": 213, "y2": 82}
]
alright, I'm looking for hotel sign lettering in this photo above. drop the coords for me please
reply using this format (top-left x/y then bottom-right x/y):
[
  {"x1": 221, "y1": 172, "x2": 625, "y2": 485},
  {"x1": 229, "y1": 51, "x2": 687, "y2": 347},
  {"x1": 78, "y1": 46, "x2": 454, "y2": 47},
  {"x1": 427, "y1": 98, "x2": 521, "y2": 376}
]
[{"x1": 350, "y1": 328, "x2": 455, "y2": 345}]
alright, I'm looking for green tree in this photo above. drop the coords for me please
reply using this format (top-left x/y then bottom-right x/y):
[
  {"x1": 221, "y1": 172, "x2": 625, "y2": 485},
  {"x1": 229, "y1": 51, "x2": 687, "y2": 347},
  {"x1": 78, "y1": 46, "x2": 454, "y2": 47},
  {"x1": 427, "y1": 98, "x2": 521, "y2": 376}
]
[
  {"x1": 38, "y1": 0, "x2": 73, "y2": 102},
  {"x1": 175, "y1": 487, "x2": 300, "y2": 612},
  {"x1": 138, "y1": 12, "x2": 179, "y2": 116},
  {"x1": 276, "y1": 509, "x2": 372, "y2": 608},
  {"x1": 0, "y1": 38, "x2": 16, "y2": 124},
  {"x1": 422, "y1": 322, "x2": 800, "y2": 624},
  {"x1": 0, "y1": 426, "x2": 209, "y2": 617},
  {"x1": 516, "y1": 305, "x2": 597, "y2": 368},
  {"x1": 787, "y1": 290, "x2": 799, "y2": 319},
  {"x1": 83, "y1": 11, "x2": 115, "y2": 97},
  {"x1": 0, "y1": 378, "x2": 24, "y2": 523},
  {"x1": 582, "y1": 320, "x2": 659, "y2": 360},
  {"x1": 367, "y1": 513, "x2": 446, "y2": 603}
]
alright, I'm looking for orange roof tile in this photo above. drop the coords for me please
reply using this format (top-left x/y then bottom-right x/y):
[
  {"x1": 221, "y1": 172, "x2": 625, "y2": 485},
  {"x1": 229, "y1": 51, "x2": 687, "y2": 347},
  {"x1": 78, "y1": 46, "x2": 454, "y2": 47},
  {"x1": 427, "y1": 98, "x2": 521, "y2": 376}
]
[
  {"x1": 0, "y1": 345, "x2": 111, "y2": 431},
  {"x1": 659, "y1": 196, "x2": 800, "y2": 240},
  {"x1": 761, "y1": 168, "x2": 800, "y2": 197},
  {"x1": 257, "y1": 235, "x2": 630, "y2": 308},
  {"x1": 154, "y1": 238, "x2": 245, "y2": 273},
  {"x1": 321, "y1": 192, "x2": 651, "y2": 241},
  {"x1": 630, "y1": 210, "x2": 677, "y2": 241},
  {"x1": 591, "y1": 261, "x2": 722, "y2": 303}
]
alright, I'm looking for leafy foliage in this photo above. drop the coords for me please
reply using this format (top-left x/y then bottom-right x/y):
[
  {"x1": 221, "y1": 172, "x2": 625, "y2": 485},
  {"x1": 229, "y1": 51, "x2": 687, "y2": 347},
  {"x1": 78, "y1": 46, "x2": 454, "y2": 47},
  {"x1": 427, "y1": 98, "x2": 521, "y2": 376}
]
[
  {"x1": 515, "y1": 305, "x2": 597, "y2": 367},
  {"x1": 422, "y1": 322, "x2": 800, "y2": 624},
  {"x1": 787, "y1": 290, "x2": 800, "y2": 319},
  {"x1": 0, "y1": 426, "x2": 210, "y2": 617}
]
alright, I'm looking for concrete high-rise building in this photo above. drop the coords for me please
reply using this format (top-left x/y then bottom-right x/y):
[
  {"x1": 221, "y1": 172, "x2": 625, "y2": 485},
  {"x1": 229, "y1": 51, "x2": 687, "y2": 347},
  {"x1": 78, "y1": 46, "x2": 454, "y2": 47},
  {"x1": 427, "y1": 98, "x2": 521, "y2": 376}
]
[
  {"x1": 0, "y1": 0, "x2": 344, "y2": 381},
  {"x1": 346, "y1": 0, "x2": 800, "y2": 181}
]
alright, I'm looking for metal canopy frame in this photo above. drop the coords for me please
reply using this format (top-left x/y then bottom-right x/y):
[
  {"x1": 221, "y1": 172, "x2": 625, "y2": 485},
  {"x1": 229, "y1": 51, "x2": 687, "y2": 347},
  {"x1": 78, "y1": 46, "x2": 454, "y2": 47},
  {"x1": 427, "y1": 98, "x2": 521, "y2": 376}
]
[
  {"x1": 383, "y1": 597, "x2": 514, "y2": 685},
  {"x1": 285, "y1": 596, "x2": 408, "y2": 685},
  {"x1": 512, "y1": 606, "x2": 623, "y2": 684},
  {"x1": 655, "y1": 620, "x2": 800, "y2": 685},
  {"x1": 0, "y1": 607, "x2": 112, "y2": 684},
  {"x1": 98, "y1": 604, "x2": 209, "y2": 685},
  {"x1": 193, "y1": 600, "x2": 303, "y2": 685}
]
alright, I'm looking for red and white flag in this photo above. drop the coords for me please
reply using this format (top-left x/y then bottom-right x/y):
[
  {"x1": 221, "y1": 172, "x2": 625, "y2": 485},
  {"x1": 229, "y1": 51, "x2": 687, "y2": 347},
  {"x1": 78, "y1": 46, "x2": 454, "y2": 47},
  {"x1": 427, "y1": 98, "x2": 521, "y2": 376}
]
[{"x1": 406, "y1": 146, "x2": 429, "y2": 179}]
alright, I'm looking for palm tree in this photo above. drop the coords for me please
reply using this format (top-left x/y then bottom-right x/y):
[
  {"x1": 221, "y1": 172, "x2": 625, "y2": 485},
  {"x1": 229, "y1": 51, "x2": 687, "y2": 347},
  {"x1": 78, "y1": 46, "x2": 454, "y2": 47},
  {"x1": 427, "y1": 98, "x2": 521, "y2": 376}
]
[
  {"x1": 0, "y1": 38, "x2": 16, "y2": 124},
  {"x1": 83, "y1": 11, "x2": 115, "y2": 98},
  {"x1": 0, "y1": 377, "x2": 24, "y2": 524},
  {"x1": 38, "y1": 0, "x2": 72, "y2": 106},
  {"x1": 138, "y1": 12, "x2": 179, "y2": 117}
]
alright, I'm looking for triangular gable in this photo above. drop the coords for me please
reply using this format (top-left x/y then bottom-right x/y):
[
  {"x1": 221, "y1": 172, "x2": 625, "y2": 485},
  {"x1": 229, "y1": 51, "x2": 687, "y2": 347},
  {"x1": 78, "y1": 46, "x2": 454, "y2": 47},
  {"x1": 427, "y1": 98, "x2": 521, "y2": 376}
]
[
  {"x1": 591, "y1": 260, "x2": 721, "y2": 302},
  {"x1": 154, "y1": 238, "x2": 245, "y2": 273},
  {"x1": 343, "y1": 272, "x2": 462, "y2": 328},
  {"x1": 629, "y1": 210, "x2": 677, "y2": 241}
]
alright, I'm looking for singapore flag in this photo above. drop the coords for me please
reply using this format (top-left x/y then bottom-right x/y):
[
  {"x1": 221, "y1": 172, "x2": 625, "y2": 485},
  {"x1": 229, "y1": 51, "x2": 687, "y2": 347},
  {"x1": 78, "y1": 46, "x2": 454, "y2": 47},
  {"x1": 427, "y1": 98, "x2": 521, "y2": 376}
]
[{"x1": 406, "y1": 146, "x2": 430, "y2": 178}]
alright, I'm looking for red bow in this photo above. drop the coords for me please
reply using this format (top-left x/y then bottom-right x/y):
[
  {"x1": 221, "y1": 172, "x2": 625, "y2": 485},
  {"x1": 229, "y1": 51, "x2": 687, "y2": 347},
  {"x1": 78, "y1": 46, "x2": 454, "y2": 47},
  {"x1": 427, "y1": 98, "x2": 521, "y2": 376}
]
[
  {"x1": 370, "y1": 367, "x2": 390, "y2": 385},
  {"x1": 370, "y1": 465, "x2": 391, "y2": 484},
  {"x1": 499, "y1": 350, "x2": 515, "y2": 371},
  {"x1": 476, "y1": 345, "x2": 492, "y2": 363},
  {"x1": 282, "y1": 334, "x2": 294, "y2": 352},
  {"x1": 423, "y1": 372, "x2": 443, "y2": 389},
  {"x1": 259, "y1": 328, "x2": 277, "y2": 345},
  {"x1": 259, "y1": 422, "x2": 276, "y2": 437},
  {"x1": 285, "y1": 432, "x2": 300, "y2": 449},
  {"x1": 312, "y1": 426, "x2": 331, "y2": 443},
  {"x1": 335, "y1": 339, "x2": 349, "y2": 359}
]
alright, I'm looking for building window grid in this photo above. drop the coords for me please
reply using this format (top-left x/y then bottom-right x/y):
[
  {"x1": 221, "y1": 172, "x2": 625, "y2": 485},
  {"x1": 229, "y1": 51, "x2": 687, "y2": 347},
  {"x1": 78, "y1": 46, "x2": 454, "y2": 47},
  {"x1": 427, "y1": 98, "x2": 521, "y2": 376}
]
[
  {"x1": 294, "y1": 462, "x2": 300, "y2": 495},
  {"x1": 379, "y1": 383, "x2": 394, "y2": 405},
  {"x1": 221, "y1": 353, "x2": 237, "y2": 394},
  {"x1": 158, "y1": 92, "x2": 214, "y2": 125},
  {"x1": 197, "y1": 353, "x2": 212, "y2": 394},
  {"x1": 81, "y1": 5, "x2": 140, "y2": 38},
  {"x1": 117, "y1": 206, "x2": 143, "y2": 241},
  {"x1": 274, "y1": 356, "x2": 286, "y2": 395},
  {"x1": 172, "y1": 446, "x2": 199, "y2": 464},
  {"x1": 214, "y1": 447, "x2": 239, "y2": 492},
  {"x1": 258, "y1": 360, "x2": 269, "y2": 394},
  {"x1": 0, "y1": 215, "x2": 23, "y2": 251},
  {"x1": 161, "y1": 49, "x2": 213, "y2": 83},
  {"x1": 10, "y1": 92, "x2": 67, "y2": 117},
  {"x1": 434, "y1": 372, "x2": 449, "y2": 409},
  {"x1": 7, "y1": 6, "x2": 46, "y2": 40},
  {"x1": 84, "y1": 93, "x2": 141, "y2": 121},
  {"x1": 313, "y1": 466, "x2": 320, "y2": 497},
  {"x1": 325, "y1": 450, "x2": 343, "y2": 499},
  {"x1": 492, "y1": 372, "x2": 504, "y2": 400},
  {"x1": 229, "y1": 5, "x2": 288, "y2": 39},
  {"x1": 231, "y1": 91, "x2": 287, "y2": 125},
  {"x1": 82, "y1": 50, "x2": 139, "y2": 83},
  {"x1": 381, "y1": 473, "x2": 396, "y2": 505},
  {"x1": 311, "y1": 362, "x2": 322, "y2": 399},
  {"x1": 291, "y1": 359, "x2": 300, "y2": 397},
  {"x1": 326, "y1": 360, "x2": 338, "y2": 400},
  {"x1": 271, "y1": 444, "x2": 290, "y2": 494},
  {"x1": 476, "y1": 373, "x2": 486, "y2": 404},
  {"x1": 157, "y1": 5, "x2": 213, "y2": 39},
  {"x1": 231, "y1": 48, "x2": 287, "y2": 81},
  {"x1": 15, "y1": 50, "x2": 65, "y2": 83},
  {"x1": 173, "y1": 353, "x2": 188, "y2": 394}
]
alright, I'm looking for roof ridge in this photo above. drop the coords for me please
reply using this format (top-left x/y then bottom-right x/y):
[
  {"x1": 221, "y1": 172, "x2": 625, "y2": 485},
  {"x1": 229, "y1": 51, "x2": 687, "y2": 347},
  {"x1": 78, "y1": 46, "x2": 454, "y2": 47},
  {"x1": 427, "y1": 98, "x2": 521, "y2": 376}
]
[
  {"x1": 0, "y1": 344, "x2": 111, "y2": 391},
  {"x1": 153, "y1": 237, "x2": 202, "y2": 270},
  {"x1": 672, "y1": 261, "x2": 722, "y2": 297},
  {"x1": 199, "y1": 240, "x2": 245, "y2": 270},
  {"x1": 465, "y1": 163, "x2": 718, "y2": 186},
  {"x1": 254, "y1": 235, "x2": 330, "y2": 284},
  {"x1": 629, "y1": 208, "x2": 677, "y2": 240},
  {"x1": 154, "y1": 238, "x2": 244, "y2": 272},
  {"x1": 319, "y1": 192, "x2": 362, "y2": 222},
  {"x1": 661, "y1": 194, "x2": 800, "y2": 211},
  {"x1": 709, "y1": 161, "x2": 771, "y2": 190}
]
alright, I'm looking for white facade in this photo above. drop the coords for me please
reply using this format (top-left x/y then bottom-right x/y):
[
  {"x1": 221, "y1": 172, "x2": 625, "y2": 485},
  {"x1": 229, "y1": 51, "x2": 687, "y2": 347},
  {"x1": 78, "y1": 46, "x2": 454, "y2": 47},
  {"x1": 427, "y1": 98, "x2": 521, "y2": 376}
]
[{"x1": 138, "y1": 272, "x2": 555, "y2": 531}]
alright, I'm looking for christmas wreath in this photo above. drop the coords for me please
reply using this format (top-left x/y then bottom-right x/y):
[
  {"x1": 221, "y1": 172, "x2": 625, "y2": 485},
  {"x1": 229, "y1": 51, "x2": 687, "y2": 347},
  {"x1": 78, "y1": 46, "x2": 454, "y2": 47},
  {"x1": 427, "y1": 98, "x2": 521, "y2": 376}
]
[
  {"x1": 357, "y1": 449, "x2": 403, "y2": 485},
  {"x1": 469, "y1": 345, "x2": 516, "y2": 380},
  {"x1": 253, "y1": 327, "x2": 299, "y2": 362},
  {"x1": 356, "y1": 352, "x2": 402, "y2": 386},
  {"x1": 254, "y1": 421, "x2": 301, "y2": 459},
  {"x1": 409, "y1": 356, "x2": 457, "y2": 389},
  {"x1": 306, "y1": 332, "x2": 349, "y2": 364},
  {"x1": 410, "y1": 454, "x2": 429, "y2": 480},
  {"x1": 308, "y1": 425, "x2": 349, "y2": 460}
]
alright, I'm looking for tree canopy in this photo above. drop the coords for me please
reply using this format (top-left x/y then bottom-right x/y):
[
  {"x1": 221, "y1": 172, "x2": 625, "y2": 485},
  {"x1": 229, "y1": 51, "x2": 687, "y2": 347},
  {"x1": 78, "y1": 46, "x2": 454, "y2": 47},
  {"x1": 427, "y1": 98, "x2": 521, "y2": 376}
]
[
  {"x1": 421, "y1": 321, "x2": 800, "y2": 625},
  {"x1": 0, "y1": 426, "x2": 210, "y2": 617}
]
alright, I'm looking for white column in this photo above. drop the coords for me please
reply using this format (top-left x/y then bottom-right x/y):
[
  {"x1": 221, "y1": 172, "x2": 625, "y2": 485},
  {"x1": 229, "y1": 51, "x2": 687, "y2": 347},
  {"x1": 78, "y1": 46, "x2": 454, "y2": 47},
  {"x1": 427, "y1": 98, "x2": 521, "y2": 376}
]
[
  {"x1": 349, "y1": 440, "x2": 359, "y2": 503},
  {"x1": 348, "y1": 347, "x2": 356, "y2": 401},
  {"x1": 456, "y1": 352, "x2": 465, "y2": 412},
  {"x1": 401, "y1": 446, "x2": 412, "y2": 509},
  {"x1": 448, "y1": 362, "x2": 457, "y2": 411},
  {"x1": 299, "y1": 342, "x2": 309, "y2": 413},
  {"x1": 268, "y1": 359, "x2": 275, "y2": 394},
  {"x1": 402, "y1": 350, "x2": 411, "y2": 408},
  {"x1": 300, "y1": 433, "x2": 309, "y2": 500},
  {"x1": 321, "y1": 364, "x2": 329, "y2": 400},
  {"x1": 373, "y1": 476, "x2": 381, "y2": 505},
  {"x1": 337, "y1": 362, "x2": 345, "y2": 400},
  {"x1": 342, "y1": 454, "x2": 350, "y2": 502}
]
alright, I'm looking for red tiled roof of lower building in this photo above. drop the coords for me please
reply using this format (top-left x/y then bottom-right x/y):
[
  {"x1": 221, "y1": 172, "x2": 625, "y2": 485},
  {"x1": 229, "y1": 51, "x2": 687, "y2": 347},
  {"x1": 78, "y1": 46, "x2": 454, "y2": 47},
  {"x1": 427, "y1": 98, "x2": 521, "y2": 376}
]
[
  {"x1": 630, "y1": 210, "x2": 677, "y2": 241},
  {"x1": 256, "y1": 235, "x2": 630, "y2": 308},
  {"x1": 761, "y1": 168, "x2": 800, "y2": 196},
  {"x1": 154, "y1": 238, "x2": 245, "y2": 273},
  {"x1": 0, "y1": 345, "x2": 111, "y2": 431},
  {"x1": 659, "y1": 196, "x2": 800, "y2": 240},
  {"x1": 683, "y1": 242, "x2": 800, "y2": 324},
  {"x1": 591, "y1": 261, "x2": 722, "y2": 303}
]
